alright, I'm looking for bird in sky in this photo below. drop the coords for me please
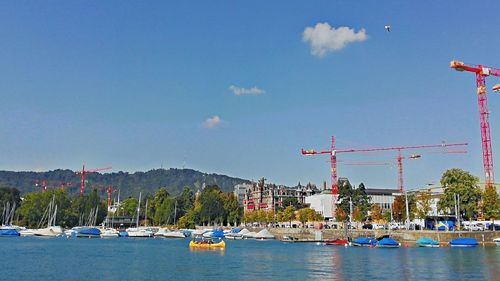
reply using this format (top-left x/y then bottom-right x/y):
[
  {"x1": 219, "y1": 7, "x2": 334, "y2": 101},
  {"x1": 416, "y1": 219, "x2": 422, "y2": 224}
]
[{"x1": 384, "y1": 25, "x2": 391, "y2": 32}]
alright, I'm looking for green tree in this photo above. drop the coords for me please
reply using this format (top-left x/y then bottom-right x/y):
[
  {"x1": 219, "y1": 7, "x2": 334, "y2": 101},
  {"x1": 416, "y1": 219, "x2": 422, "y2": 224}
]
[
  {"x1": 120, "y1": 197, "x2": 138, "y2": 217},
  {"x1": 337, "y1": 180, "x2": 371, "y2": 218},
  {"x1": 437, "y1": 168, "x2": 482, "y2": 220},
  {"x1": 280, "y1": 197, "x2": 304, "y2": 210},
  {"x1": 177, "y1": 209, "x2": 197, "y2": 229},
  {"x1": 199, "y1": 185, "x2": 225, "y2": 226},
  {"x1": 222, "y1": 192, "x2": 241, "y2": 226},
  {"x1": 481, "y1": 186, "x2": 500, "y2": 220}
]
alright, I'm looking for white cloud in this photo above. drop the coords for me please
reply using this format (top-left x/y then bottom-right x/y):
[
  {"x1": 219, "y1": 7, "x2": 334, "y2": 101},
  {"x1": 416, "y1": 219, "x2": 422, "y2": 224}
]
[
  {"x1": 202, "y1": 115, "x2": 222, "y2": 128},
  {"x1": 302, "y1": 22, "x2": 367, "y2": 57},
  {"x1": 229, "y1": 85, "x2": 265, "y2": 96}
]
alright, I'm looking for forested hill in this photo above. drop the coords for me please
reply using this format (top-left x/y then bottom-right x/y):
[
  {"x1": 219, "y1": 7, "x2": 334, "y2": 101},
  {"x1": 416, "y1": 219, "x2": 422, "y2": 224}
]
[{"x1": 0, "y1": 168, "x2": 250, "y2": 198}]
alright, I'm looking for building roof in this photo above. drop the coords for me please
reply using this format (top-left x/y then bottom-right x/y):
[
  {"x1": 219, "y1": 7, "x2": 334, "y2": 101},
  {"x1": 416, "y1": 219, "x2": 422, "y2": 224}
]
[{"x1": 365, "y1": 188, "x2": 400, "y2": 195}]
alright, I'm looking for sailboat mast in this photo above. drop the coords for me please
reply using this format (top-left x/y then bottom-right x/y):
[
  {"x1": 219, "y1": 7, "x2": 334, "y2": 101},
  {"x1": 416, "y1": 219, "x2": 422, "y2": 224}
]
[
  {"x1": 174, "y1": 201, "x2": 177, "y2": 225},
  {"x1": 136, "y1": 192, "x2": 142, "y2": 228},
  {"x1": 145, "y1": 199, "x2": 148, "y2": 227}
]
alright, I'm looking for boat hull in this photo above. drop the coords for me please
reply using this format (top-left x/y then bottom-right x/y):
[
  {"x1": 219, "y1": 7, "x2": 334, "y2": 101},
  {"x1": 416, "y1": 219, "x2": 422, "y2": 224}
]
[
  {"x1": 417, "y1": 244, "x2": 440, "y2": 248},
  {"x1": 325, "y1": 239, "x2": 348, "y2": 246}
]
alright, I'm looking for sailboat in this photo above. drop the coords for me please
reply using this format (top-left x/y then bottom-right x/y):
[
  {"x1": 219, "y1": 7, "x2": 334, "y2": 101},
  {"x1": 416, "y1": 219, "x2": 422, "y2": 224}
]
[
  {"x1": 33, "y1": 196, "x2": 64, "y2": 237},
  {"x1": 155, "y1": 201, "x2": 186, "y2": 238},
  {"x1": 0, "y1": 202, "x2": 20, "y2": 237},
  {"x1": 126, "y1": 192, "x2": 154, "y2": 238},
  {"x1": 73, "y1": 207, "x2": 102, "y2": 238}
]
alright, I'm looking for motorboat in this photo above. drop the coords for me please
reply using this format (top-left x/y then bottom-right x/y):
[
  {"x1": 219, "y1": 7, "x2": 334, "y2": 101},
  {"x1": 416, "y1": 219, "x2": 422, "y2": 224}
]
[
  {"x1": 126, "y1": 227, "x2": 154, "y2": 238},
  {"x1": 494, "y1": 238, "x2": 500, "y2": 246},
  {"x1": 325, "y1": 238, "x2": 349, "y2": 246},
  {"x1": 74, "y1": 227, "x2": 101, "y2": 238},
  {"x1": 350, "y1": 237, "x2": 377, "y2": 247},
  {"x1": 0, "y1": 226, "x2": 20, "y2": 237},
  {"x1": 100, "y1": 228, "x2": 120, "y2": 238},
  {"x1": 416, "y1": 237, "x2": 440, "y2": 248},
  {"x1": 377, "y1": 237, "x2": 401, "y2": 248},
  {"x1": 19, "y1": 229, "x2": 36, "y2": 237},
  {"x1": 155, "y1": 228, "x2": 185, "y2": 238},
  {"x1": 449, "y1": 237, "x2": 479, "y2": 247}
]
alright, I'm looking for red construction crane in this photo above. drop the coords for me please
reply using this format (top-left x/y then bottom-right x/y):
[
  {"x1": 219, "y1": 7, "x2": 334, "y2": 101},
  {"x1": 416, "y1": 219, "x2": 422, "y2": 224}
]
[
  {"x1": 301, "y1": 136, "x2": 468, "y2": 194},
  {"x1": 342, "y1": 150, "x2": 467, "y2": 193},
  {"x1": 76, "y1": 164, "x2": 112, "y2": 196},
  {"x1": 107, "y1": 185, "x2": 114, "y2": 207},
  {"x1": 450, "y1": 60, "x2": 499, "y2": 188}
]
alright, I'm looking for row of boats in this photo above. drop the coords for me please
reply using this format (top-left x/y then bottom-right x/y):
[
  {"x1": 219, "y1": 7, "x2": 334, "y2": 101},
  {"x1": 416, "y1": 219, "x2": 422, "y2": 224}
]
[{"x1": 323, "y1": 235, "x2": 499, "y2": 248}]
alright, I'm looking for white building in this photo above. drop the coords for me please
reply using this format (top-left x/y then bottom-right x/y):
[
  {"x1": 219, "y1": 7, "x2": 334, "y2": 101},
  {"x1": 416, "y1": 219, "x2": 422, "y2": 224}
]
[{"x1": 305, "y1": 192, "x2": 334, "y2": 219}]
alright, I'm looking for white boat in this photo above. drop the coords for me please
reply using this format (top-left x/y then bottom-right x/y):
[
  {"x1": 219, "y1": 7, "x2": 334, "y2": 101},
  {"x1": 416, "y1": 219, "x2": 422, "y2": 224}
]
[
  {"x1": 155, "y1": 228, "x2": 185, "y2": 238},
  {"x1": 126, "y1": 227, "x2": 154, "y2": 238},
  {"x1": 19, "y1": 229, "x2": 35, "y2": 237},
  {"x1": 33, "y1": 196, "x2": 63, "y2": 237},
  {"x1": 494, "y1": 238, "x2": 500, "y2": 246},
  {"x1": 100, "y1": 228, "x2": 120, "y2": 238},
  {"x1": 33, "y1": 226, "x2": 64, "y2": 237}
]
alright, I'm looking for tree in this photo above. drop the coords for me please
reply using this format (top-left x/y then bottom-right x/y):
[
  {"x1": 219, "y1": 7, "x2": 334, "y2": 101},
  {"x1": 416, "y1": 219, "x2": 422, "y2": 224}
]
[
  {"x1": 438, "y1": 168, "x2": 482, "y2": 220},
  {"x1": 352, "y1": 207, "x2": 364, "y2": 222},
  {"x1": 222, "y1": 192, "x2": 241, "y2": 226},
  {"x1": 280, "y1": 197, "x2": 304, "y2": 210},
  {"x1": 177, "y1": 209, "x2": 196, "y2": 229},
  {"x1": 199, "y1": 185, "x2": 225, "y2": 226},
  {"x1": 337, "y1": 180, "x2": 371, "y2": 218},
  {"x1": 283, "y1": 205, "x2": 295, "y2": 226},
  {"x1": 120, "y1": 197, "x2": 138, "y2": 217},
  {"x1": 481, "y1": 186, "x2": 500, "y2": 220},
  {"x1": 297, "y1": 208, "x2": 309, "y2": 227},
  {"x1": 335, "y1": 207, "x2": 347, "y2": 222},
  {"x1": 371, "y1": 204, "x2": 383, "y2": 222},
  {"x1": 392, "y1": 195, "x2": 405, "y2": 222},
  {"x1": 415, "y1": 190, "x2": 432, "y2": 220}
]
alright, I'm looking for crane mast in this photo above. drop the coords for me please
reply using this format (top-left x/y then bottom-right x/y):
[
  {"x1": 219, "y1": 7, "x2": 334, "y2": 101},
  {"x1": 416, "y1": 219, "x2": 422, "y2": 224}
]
[{"x1": 450, "y1": 60, "x2": 499, "y2": 188}]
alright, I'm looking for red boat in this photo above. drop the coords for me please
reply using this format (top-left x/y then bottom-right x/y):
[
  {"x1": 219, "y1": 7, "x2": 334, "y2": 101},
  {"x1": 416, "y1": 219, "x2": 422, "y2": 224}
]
[{"x1": 325, "y1": 239, "x2": 349, "y2": 246}]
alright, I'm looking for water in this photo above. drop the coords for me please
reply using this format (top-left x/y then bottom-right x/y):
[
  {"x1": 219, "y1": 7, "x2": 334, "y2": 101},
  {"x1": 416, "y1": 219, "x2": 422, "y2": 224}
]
[{"x1": 1, "y1": 237, "x2": 499, "y2": 281}]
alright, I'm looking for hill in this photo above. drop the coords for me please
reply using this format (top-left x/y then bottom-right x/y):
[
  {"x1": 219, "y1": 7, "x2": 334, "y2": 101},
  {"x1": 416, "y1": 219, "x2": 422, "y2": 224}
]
[{"x1": 0, "y1": 168, "x2": 250, "y2": 199}]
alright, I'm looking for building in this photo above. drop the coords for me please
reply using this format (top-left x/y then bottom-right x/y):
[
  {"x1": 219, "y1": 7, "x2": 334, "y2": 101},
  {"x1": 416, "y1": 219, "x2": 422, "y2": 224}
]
[
  {"x1": 234, "y1": 183, "x2": 252, "y2": 205},
  {"x1": 243, "y1": 178, "x2": 319, "y2": 213},
  {"x1": 304, "y1": 191, "x2": 335, "y2": 218},
  {"x1": 365, "y1": 188, "x2": 399, "y2": 210}
]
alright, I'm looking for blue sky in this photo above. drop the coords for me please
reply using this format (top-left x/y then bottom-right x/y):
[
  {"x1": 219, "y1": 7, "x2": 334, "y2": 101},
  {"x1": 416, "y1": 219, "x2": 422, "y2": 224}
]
[{"x1": 1, "y1": 1, "x2": 500, "y2": 190}]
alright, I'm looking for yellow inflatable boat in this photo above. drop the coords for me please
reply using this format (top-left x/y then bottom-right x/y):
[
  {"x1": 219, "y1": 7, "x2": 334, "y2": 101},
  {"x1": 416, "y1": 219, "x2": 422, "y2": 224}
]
[{"x1": 189, "y1": 239, "x2": 226, "y2": 249}]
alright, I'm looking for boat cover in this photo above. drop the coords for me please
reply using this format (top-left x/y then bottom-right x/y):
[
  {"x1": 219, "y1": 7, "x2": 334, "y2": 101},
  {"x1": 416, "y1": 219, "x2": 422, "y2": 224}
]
[
  {"x1": 77, "y1": 227, "x2": 101, "y2": 236},
  {"x1": 352, "y1": 237, "x2": 376, "y2": 245},
  {"x1": 211, "y1": 230, "x2": 225, "y2": 238},
  {"x1": 450, "y1": 238, "x2": 478, "y2": 246},
  {"x1": 416, "y1": 237, "x2": 439, "y2": 246},
  {"x1": 0, "y1": 229, "x2": 20, "y2": 236},
  {"x1": 254, "y1": 229, "x2": 275, "y2": 239},
  {"x1": 230, "y1": 228, "x2": 241, "y2": 233},
  {"x1": 377, "y1": 237, "x2": 399, "y2": 246}
]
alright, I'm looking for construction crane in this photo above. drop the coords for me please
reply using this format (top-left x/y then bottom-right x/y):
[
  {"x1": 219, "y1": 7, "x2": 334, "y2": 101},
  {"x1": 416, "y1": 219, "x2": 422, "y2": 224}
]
[
  {"x1": 342, "y1": 150, "x2": 467, "y2": 193},
  {"x1": 107, "y1": 185, "x2": 115, "y2": 208},
  {"x1": 301, "y1": 136, "x2": 468, "y2": 194},
  {"x1": 76, "y1": 164, "x2": 112, "y2": 196},
  {"x1": 450, "y1": 60, "x2": 499, "y2": 187}
]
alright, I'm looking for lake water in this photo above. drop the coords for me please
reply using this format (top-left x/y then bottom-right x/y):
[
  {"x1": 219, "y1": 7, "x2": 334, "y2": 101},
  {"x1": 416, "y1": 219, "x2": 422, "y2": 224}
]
[{"x1": 1, "y1": 237, "x2": 499, "y2": 281}]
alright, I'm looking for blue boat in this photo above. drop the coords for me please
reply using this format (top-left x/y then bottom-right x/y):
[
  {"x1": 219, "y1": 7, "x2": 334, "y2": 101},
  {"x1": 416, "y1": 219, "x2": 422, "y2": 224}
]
[
  {"x1": 351, "y1": 237, "x2": 377, "y2": 247},
  {"x1": 119, "y1": 231, "x2": 129, "y2": 237},
  {"x1": 75, "y1": 227, "x2": 101, "y2": 238},
  {"x1": 377, "y1": 237, "x2": 400, "y2": 248},
  {"x1": 416, "y1": 237, "x2": 440, "y2": 248},
  {"x1": 449, "y1": 237, "x2": 478, "y2": 247},
  {"x1": 0, "y1": 228, "x2": 20, "y2": 237}
]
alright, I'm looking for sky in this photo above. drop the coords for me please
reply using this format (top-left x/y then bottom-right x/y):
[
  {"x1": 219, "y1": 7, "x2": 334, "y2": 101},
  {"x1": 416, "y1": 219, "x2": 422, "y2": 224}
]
[{"x1": 1, "y1": 1, "x2": 500, "y2": 191}]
